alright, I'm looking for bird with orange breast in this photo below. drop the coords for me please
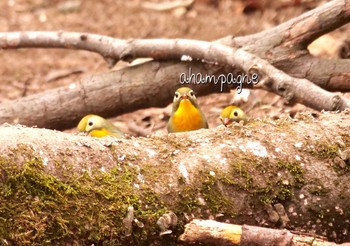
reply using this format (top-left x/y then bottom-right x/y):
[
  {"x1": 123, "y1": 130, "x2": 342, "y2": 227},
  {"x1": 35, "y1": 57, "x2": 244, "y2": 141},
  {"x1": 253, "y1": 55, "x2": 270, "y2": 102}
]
[
  {"x1": 77, "y1": 114, "x2": 124, "y2": 138},
  {"x1": 167, "y1": 87, "x2": 208, "y2": 133}
]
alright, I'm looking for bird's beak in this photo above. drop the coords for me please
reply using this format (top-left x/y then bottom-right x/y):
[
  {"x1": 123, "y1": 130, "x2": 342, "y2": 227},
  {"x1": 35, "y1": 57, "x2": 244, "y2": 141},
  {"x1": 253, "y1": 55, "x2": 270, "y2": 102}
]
[
  {"x1": 181, "y1": 95, "x2": 188, "y2": 99},
  {"x1": 223, "y1": 118, "x2": 231, "y2": 126},
  {"x1": 77, "y1": 130, "x2": 88, "y2": 136}
]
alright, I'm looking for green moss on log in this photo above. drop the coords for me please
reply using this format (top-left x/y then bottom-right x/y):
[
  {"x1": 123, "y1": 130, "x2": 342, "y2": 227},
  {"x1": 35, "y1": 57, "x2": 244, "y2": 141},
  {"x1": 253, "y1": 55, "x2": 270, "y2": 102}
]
[
  {"x1": 307, "y1": 141, "x2": 339, "y2": 160},
  {"x1": 0, "y1": 132, "x2": 330, "y2": 245},
  {"x1": 0, "y1": 153, "x2": 167, "y2": 245}
]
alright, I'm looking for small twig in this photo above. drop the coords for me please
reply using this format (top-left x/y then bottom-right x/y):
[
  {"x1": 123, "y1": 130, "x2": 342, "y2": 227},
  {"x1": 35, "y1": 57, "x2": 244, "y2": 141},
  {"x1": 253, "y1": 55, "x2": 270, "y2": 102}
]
[
  {"x1": 179, "y1": 219, "x2": 350, "y2": 246},
  {"x1": 45, "y1": 68, "x2": 85, "y2": 83},
  {"x1": 142, "y1": 0, "x2": 194, "y2": 11}
]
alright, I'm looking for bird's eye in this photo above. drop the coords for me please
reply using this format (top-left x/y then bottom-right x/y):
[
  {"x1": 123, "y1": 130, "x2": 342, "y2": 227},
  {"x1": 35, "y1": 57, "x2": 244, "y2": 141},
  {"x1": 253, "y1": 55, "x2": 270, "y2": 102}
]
[
  {"x1": 88, "y1": 120, "x2": 93, "y2": 126},
  {"x1": 174, "y1": 93, "x2": 179, "y2": 98},
  {"x1": 233, "y1": 111, "x2": 239, "y2": 117},
  {"x1": 190, "y1": 91, "x2": 194, "y2": 97}
]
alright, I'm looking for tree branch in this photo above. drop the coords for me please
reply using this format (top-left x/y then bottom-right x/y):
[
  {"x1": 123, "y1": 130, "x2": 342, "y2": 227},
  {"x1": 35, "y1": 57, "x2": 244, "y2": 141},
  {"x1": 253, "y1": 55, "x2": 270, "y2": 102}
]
[
  {"x1": 0, "y1": 61, "x2": 231, "y2": 130},
  {"x1": 219, "y1": 0, "x2": 350, "y2": 50},
  {"x1": 276, "y1": 55, "x2": 350, "y2": 92},
  {"x1": 0, "y1": 1, "x2": 350, "y2": 129},
  {"x1": 219, "y1": 0, "x2": 350, "y2": 90},
  {"x1": 0, "y1": 57, "x2": 346, "y2": 131},
  {"x1": 179, "y1": 219, "x2": 350, "y2": 246}
]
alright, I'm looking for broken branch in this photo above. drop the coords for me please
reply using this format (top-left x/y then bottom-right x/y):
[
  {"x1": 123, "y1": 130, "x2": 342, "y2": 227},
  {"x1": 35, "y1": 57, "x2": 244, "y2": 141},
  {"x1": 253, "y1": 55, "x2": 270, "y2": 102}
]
[
  {"x1": 0, "y1": 32, "x2": 349, "y2": 129},
  {"x1": 179, "y1": 219, "x2": 350, "y2": 246}
]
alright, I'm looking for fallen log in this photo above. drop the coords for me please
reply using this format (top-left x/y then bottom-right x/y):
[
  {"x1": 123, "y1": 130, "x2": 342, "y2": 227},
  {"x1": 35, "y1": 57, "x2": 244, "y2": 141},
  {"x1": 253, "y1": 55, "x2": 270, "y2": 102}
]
[{"x1": 0, "y1": 110, "x2": 349, "y2": 244}]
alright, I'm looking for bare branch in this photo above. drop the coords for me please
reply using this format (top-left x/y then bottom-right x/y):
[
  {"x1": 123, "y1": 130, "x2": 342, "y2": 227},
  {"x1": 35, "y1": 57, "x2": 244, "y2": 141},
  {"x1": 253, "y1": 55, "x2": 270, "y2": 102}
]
[
  {"x1": 235, "y1": 49, "x2": 350, "y2": 111},
  {"x1": 276, "y1": 55, "x2": 350, "y2": 92},
  {"x1": 0, "y1": 1, "x2": 350, "y2": 129},
  {"x1": 219, "y1": 0, "x2": 350, "y2": 49},
  {"x1": 218, "y1": 0, "x2": 350, "y2": 90},
  {"x1": 0, "y1": 0, "x2": 348, "y2": 63},
  {"x1": 0, "y1": 61, "x2": 229, "y2": 130},
  {"x1": 180, "y1": 219, "x2": 350, "y2": 246},
  {"x1": 0, "y1": 32, "x2": 348, "y2": 118}
]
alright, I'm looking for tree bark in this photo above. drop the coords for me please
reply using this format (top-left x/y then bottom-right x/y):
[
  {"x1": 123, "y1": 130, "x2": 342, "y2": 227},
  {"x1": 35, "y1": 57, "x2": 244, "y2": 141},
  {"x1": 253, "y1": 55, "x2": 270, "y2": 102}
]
[
  {"x1": 179, "y1": 219, "x2": 350, "y2": 246},
  {"x1": 0, "y1": 1, "x2": 350, "y2": 130},
  {"x1": 0, "y1": 61, "x2": 230, "y2": 130},
  {"x1": 0, "y1": 111, "x2": 349, "y2": 244}
]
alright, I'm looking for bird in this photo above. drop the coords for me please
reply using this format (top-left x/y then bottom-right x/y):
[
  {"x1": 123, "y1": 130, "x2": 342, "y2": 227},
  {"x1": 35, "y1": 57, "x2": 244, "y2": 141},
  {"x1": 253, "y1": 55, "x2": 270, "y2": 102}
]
[
  {"x1": 220, "y1": 105, "x2": 248, "y2": 126},
  {"x1": 167, "y1": 87, "x2": 208, "y2": 133},
  {"x1": 77, "y1": 114, "x2": 124, "y2": 138}
]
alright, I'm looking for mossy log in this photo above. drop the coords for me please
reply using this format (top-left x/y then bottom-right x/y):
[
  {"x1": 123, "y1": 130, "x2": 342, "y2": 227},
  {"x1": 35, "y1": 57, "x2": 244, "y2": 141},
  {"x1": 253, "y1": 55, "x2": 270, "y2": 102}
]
[{"x1": 0, "y1": 111, "x2": 349, "y2": 245}]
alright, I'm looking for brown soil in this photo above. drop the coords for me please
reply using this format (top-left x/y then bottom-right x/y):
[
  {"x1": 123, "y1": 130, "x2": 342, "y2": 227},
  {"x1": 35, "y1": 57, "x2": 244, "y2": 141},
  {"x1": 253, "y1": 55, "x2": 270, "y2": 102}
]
[{"x1": 0, "y1": 0, "x2": 344, "y2": 136}]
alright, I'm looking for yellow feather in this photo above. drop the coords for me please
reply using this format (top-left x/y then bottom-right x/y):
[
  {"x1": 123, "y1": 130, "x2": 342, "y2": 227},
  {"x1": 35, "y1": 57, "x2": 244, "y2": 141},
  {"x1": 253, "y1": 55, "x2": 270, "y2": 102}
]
[
  {"x1": 77, "y1": 114, "x2": 124, "y2": 138},
  {"x1": 168, "y1": 87, "x2": 208, "y2": 133},
  {"x1": 89, "y1": 128, "x2": 113, "y2": 138},
  {"x1": 171, "y1": 99, "x2": 205, "y2": 132}
]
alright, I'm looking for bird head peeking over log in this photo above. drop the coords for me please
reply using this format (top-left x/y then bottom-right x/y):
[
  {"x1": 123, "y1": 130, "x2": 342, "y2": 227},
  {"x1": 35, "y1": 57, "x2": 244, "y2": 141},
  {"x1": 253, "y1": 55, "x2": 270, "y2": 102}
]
[
  {"x1": 167, "y1": 87, "x2": 208, "y2": 133},
  {"x1": 77, "y1": 114, "x2": 124, "y2": 138},
  {"x1": 220, "y1": 105, "x2": 248, "y2": 126}
]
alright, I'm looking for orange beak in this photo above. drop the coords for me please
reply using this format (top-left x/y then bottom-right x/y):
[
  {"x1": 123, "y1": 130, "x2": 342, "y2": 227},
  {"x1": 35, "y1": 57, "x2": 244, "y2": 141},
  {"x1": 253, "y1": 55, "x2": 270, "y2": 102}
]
[{"x1": 223, "y1": 118, "x2": 231, "y2": 126}]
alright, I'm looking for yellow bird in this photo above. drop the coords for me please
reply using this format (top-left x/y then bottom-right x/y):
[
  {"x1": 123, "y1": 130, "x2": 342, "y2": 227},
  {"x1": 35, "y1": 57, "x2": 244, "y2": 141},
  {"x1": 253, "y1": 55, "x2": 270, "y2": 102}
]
[
  {"x1": 220, "y1": 105, "x2": 248, "y2": 126},
  {"x1": 167, "y1": 87, "x2": 208, "y2": 133},
  {"x1": 77, "y1": 114, "x2": 124, "y2": 138}
]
